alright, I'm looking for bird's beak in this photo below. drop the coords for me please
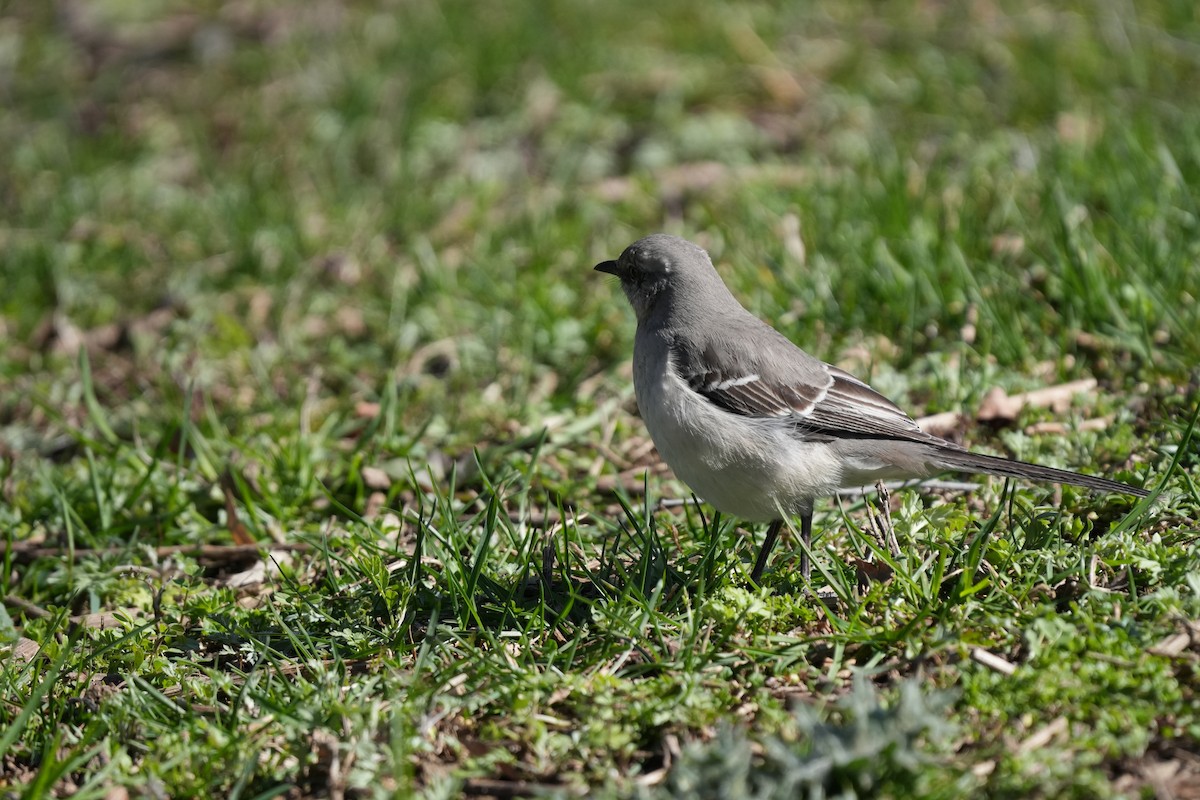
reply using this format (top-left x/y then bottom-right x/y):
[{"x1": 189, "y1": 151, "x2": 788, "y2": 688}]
[{"x1": 594, "y1": 260, "x2": 622, "y2": 277}]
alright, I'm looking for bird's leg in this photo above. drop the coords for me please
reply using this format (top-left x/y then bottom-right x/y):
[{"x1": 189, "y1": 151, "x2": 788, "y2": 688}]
[
  {"x1": 750, "y1": 519, "x2": 783, "y2": 584},
  {"x1": 874, "y1": 480, "x2": 900, "y2": 558},
  {"x1": 799, "y1": 508, "x2": 812, "y2": 581}
]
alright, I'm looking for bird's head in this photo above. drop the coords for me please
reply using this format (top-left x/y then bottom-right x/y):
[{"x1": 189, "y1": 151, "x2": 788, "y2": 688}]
[{"x1": 595, "y1": 233, "x2": 727, "y2": 323}]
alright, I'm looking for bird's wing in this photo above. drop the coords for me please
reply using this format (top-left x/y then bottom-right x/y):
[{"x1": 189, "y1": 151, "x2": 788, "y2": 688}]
[{"x1": 672, "y1": 338, "x2": 936, "y2": 444}]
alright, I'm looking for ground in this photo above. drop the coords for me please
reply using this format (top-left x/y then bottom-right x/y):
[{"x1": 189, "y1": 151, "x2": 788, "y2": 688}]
[{"x1": 1, "y1": 1, "x2": 1198, "y2": 798}]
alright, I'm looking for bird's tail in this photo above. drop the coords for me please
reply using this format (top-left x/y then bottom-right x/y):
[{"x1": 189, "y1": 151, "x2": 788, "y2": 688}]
[{"x1": 931, "y1": 447, "x2": 1149, "y2": 497}]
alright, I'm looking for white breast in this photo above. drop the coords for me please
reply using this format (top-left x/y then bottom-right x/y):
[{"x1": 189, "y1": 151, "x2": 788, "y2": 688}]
[{"x1": 632, "y1": 338, "x2": 844, "y2": 521}]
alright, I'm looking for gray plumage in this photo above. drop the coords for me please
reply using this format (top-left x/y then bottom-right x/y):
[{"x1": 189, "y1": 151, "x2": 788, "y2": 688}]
[{"x1": 596, "y1": 233, "x2": 1148, "y2": 581}]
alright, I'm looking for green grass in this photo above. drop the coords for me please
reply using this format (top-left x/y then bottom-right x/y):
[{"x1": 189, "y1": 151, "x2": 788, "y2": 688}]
[{"x1": 2, "y1": 0, "x2": 1199, "y2": 797}]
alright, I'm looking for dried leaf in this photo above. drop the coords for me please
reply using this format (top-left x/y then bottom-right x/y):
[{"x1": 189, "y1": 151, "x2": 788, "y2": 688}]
[
  {"x1": 221, "y1": 470, "x2": 256, "y2": 546},
  {"x1": 1148, "y1": 632, "x2": 1191, "y2": 658},
  {"x1": 852, "y1": 558, "x2": 894, "y2": 587},
  {"x1": 976, "y1": 379, "x2": 1099, "y2": 423},
  {"x1": 1025, "y1": 417, "x2": 1111, "y2": 436},
  {"x1": 916, "y1": 411, "x2": 964, "y2": 438},
  {"x1": 361, "y1": 466, "x2": 391, "y2": 490},
  {"x1": 73, "y1": 610, "x2": 137, "y2": 630},
  {"x1": 224, "y1": 550, "x2": 292, "y2": 589},
  {"x1": 3, "y1": 637, "x2": 43, "y2": 665}
]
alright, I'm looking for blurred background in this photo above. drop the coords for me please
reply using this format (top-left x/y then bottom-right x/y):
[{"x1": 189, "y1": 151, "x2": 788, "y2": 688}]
[{"x1": 3, "y1": 0, "x2": 1197, "y2": 454}]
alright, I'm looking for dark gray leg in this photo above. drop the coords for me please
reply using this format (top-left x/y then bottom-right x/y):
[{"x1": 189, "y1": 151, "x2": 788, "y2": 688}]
[
  {"x1": 750, "y1": 519, "x2": 782, "y2": 584},
  {"x1": 799, "y1": 507, "x2": 812, "y2": 580}
]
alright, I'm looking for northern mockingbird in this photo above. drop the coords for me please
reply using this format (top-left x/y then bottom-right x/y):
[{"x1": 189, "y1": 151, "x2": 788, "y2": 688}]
[{"x1": 595, "y1": 233, "x2": 1148, "y2": 582}]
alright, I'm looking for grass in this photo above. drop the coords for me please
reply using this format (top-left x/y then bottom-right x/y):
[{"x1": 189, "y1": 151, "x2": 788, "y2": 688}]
[{"x1": 1, "y1": 0, "x2": 1199, "y2": 797}]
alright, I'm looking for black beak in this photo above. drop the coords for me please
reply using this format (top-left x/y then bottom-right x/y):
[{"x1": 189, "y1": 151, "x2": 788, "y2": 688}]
[{"x1": 594, "y1": 260, "x2": 622, "y2": 276}]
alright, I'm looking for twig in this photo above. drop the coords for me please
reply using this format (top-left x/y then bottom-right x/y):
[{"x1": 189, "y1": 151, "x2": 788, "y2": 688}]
[
  {"x1": 1017, "y1": 716, "x2": 1069, "y2": 755},
  {"x1": 0, "y1": 541, "x2": 314, "y2": 563},
  {"x1": 658, "y1": 478, "x2": 979, "y2": 510},
  {"x1": 836, "y1": 479, "x2": 980, "y2": 497},
  {"x1": 970, "y1": 647, "x2": 1017, "y2": 675},
  {"x1": 463, "y1": 778, "x2": 577, "y2": 797},
  {"x1": 3, "y1": 594, "x2": 53, "y2": 619},
  {"x1": 3, "y1": 595, "x2": 139, "y2": 629}
]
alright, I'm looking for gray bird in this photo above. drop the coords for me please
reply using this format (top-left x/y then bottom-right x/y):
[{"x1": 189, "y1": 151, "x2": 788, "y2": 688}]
[{"x1": 595, "y1": 233, "x2": 1148, "y2": 582}]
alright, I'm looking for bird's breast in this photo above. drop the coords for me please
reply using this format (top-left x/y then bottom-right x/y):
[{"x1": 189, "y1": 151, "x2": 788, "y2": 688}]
[{"x1": 631, "y1": 336, "x2": 842, "y2": 521}]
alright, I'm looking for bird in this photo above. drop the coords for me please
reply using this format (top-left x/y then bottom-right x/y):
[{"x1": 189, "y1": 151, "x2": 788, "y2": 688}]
[{"x1": 595, "y1": 233, "x2": 1149, "y2": 582}]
